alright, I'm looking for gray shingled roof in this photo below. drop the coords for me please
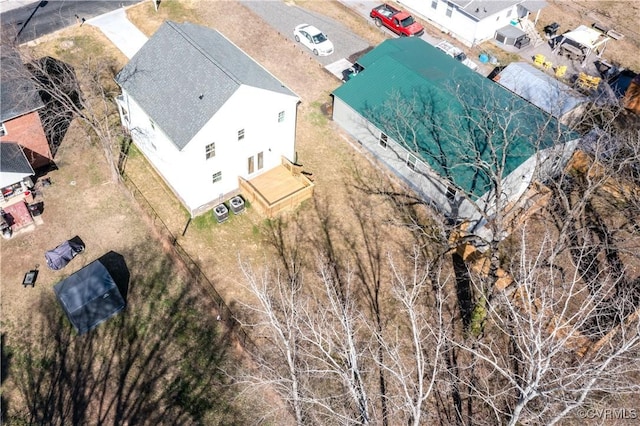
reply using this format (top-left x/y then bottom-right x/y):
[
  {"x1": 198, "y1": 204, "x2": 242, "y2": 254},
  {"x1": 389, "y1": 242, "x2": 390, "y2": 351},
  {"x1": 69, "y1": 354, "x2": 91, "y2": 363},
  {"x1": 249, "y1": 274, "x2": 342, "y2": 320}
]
[
  {"x1": 116, "y1": 21, "x2": 297, "y2": 150},
  {"x1": 0, "y1": 142, "x2": 34, "y2": 183},
  {"x1": 1, "y1": 48, "x2": 44, "y2": 122}
]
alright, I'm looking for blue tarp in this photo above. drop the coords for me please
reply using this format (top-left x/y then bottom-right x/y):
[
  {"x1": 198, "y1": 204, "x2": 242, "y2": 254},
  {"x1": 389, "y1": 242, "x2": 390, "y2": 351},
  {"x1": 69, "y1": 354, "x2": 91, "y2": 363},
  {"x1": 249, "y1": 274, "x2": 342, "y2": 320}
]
[{"x1": 53, "y1": 260, "x2": 125, "y2": 335}]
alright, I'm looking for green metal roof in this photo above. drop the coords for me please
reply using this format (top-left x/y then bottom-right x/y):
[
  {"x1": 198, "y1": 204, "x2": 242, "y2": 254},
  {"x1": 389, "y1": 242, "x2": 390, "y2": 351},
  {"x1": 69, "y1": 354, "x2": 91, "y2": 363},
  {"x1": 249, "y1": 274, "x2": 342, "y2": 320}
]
[{"x1": 333, "y1": 37, "x2": 577, "y2": 200}]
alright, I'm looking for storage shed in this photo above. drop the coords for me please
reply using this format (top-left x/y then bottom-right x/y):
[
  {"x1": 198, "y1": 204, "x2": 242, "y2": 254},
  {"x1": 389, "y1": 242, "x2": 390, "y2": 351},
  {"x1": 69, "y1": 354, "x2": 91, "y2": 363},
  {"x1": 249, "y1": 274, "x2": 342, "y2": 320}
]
[
  {"x1": 54, "y1": 260, "x2": 126, "y2": 335},
  {"x1": 495, "y1": 24, "x2": 528, "y2": 46}
]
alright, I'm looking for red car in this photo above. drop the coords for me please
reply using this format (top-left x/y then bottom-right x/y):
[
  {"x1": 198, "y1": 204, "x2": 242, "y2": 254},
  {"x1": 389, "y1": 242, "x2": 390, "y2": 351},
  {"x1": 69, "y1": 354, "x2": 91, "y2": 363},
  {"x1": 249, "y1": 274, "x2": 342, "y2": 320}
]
[{"x1": 370, "y1": 3, "x2": 425, "y2": 37}]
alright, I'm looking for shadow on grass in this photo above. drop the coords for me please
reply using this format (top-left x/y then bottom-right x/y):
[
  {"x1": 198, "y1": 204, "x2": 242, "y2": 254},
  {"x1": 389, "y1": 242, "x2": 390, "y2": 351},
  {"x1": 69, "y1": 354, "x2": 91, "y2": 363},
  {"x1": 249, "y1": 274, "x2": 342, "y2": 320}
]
[{"x1": 6, "y1": 244, "x2": 248, "y2": 425}]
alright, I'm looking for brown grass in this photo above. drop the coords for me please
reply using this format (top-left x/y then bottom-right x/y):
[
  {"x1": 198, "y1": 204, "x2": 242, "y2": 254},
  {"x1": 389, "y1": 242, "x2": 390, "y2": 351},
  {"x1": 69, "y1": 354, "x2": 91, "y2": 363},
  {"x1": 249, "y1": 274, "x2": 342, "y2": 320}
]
[{"x1": 4, "y1": 0, "x2": 639, "y2": 421}]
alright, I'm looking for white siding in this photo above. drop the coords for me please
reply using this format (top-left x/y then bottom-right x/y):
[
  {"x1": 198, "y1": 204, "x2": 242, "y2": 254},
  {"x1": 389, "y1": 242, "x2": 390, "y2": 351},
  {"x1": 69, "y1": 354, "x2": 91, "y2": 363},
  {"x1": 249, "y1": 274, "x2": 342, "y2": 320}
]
[
  {"x1": 120, "y1": 85, "x2": 298, "y2": 216},
  {"x1": 399, "y1": 0, "x2": 518, "y2": 46}
]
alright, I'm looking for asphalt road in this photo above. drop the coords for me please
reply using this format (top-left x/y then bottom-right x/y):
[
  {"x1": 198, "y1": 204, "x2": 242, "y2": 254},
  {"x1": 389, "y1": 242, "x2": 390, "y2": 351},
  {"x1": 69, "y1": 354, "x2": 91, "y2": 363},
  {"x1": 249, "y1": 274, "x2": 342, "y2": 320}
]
[
  {"x1": 240, "y1": 1, "x2": 370, "y2": 67},
  {"x1": 1, "y1": 0, "x2": 141, "y2": 44}
]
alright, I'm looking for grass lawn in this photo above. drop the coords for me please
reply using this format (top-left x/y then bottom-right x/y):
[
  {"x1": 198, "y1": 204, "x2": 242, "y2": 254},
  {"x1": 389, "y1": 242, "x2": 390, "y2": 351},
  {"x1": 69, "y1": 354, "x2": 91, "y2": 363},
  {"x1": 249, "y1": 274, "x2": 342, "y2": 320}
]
[{"x1": 0, "y1": 21, "x2": 274, "y2": 425}]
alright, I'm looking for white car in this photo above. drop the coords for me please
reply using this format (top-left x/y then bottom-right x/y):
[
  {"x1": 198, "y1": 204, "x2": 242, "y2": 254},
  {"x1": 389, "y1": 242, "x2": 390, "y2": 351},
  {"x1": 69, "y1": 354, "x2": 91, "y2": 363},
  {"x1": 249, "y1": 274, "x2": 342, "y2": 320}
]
[
  {"x1": 294, "y1": 24, "x2": 334, "y2": 56},
  {"x1": 435, "y1": 41, "x2": 478, "y2": 71}
]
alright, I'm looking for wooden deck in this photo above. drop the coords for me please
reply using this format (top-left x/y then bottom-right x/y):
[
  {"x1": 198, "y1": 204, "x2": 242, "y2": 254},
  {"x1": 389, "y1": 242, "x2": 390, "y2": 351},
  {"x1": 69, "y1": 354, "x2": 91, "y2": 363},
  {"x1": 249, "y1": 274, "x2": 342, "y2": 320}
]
[
  {"x1": 249, "y1": 165, "x2": 307, "y2": 204},
  {"x1": 240, "y1": 159, "x2": 314, "y2": 217}
]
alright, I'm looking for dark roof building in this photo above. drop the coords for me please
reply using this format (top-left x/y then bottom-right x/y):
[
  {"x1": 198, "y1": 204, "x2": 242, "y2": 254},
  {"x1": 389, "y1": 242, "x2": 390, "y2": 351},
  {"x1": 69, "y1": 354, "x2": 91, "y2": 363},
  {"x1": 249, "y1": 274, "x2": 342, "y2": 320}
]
[
  {"x1": 1, "y1": 48, "x2": 54, "y2": 169},
  {"x1": 0, "y1": 48, "x2": 44, "y2": 123},
  {"x1": 0, "y1": 142, "x2": 34, "y2": 189},
  {"x1": 54, "y1": 260, "x2": 126, "y2": 335}
]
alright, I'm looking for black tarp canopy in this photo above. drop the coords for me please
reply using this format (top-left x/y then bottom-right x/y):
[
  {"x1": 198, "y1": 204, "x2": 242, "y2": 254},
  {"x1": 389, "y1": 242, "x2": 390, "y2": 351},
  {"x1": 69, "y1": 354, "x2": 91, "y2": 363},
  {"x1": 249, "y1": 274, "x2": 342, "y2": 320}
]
[
  {"x1": 53, "y1": 260, "x2": 125, "y2": 335},
  {"x1": 45, "y1": 239, "x2": 84, "y2": 270}
]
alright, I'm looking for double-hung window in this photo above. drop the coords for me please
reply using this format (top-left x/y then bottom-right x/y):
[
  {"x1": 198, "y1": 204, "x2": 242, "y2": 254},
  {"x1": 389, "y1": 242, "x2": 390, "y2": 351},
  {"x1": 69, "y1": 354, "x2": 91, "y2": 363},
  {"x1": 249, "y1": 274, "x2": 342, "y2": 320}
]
[
  {"x1": 205, "y1": 143, "x2": 216, "y2": 160},
  {"x1": 379, "y1": 133, "x2": 388, "y2": 149}
]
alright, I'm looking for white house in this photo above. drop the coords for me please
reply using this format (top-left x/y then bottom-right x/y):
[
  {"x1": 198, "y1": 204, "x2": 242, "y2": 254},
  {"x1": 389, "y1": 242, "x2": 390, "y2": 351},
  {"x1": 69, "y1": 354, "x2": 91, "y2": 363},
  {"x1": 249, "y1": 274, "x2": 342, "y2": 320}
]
[
  {"x1": 398, "y1": 0, "x2": 546, "y2": 47},
  {"x1": 332, "y1": 38, "x2": 579, "y2": 237},
  {"x1": 115, "y1": 21, "x2": 300, "y2": 217}
]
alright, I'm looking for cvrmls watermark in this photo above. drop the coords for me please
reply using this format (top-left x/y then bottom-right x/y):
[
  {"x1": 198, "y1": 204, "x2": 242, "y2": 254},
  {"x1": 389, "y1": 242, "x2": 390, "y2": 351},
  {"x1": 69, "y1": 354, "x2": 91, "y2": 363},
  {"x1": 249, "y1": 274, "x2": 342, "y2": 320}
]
[{"x1": 576, "y1": 407, "x2": 637, "y2": 420}]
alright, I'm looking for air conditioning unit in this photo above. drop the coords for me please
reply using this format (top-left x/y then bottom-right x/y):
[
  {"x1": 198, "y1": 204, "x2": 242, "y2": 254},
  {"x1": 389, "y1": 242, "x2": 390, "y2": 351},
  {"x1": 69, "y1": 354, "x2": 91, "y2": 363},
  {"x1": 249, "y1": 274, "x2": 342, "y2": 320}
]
[
  {"x1": 229, "y1": 195, "x2": 245, "y2": 214},
  {"x1": 213, "y1": 203, "x2": 229, "y2": 223}
]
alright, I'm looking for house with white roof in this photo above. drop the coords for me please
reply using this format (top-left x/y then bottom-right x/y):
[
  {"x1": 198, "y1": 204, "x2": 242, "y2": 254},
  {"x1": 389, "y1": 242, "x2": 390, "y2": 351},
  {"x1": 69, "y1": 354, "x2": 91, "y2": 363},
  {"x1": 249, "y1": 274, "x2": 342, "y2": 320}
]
[
  {"x1": 398, "y1": 0, "x2": 546, "y2": 47},
  {"x1": 115, "y1": 21, "x2": 303, "y2": 217},
  {"x1": 494, "y1": 62, "x2": 587, "y2": 126}
]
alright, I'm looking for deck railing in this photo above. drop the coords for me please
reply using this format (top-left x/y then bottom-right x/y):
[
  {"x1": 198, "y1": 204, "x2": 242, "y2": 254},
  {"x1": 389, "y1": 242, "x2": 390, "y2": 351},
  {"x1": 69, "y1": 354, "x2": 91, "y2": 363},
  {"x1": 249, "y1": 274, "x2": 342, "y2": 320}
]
[{"x1": 239, "y1": 157, "x2": 314, "y2": 217}]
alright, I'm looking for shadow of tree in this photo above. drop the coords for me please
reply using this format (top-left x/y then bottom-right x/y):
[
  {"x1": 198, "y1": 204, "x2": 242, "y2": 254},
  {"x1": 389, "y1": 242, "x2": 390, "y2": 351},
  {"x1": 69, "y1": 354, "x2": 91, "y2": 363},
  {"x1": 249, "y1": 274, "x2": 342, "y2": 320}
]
[
  {"x1": 6, "y1": 245, "x2": 247, "y2": 425},
  {"x1": 1, "y1": 333, "x2": 11, "y2": 423},
  {"x1": 27, "y1": 56, "x2": 82, "y2": 158}
]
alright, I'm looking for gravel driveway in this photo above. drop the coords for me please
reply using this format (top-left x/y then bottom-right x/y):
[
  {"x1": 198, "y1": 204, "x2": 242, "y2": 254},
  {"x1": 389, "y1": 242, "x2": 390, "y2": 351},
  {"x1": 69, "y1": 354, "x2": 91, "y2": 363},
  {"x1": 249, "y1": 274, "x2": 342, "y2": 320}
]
[{"x1": 240, "y1": 0, "x2": 370, "y2": 68}]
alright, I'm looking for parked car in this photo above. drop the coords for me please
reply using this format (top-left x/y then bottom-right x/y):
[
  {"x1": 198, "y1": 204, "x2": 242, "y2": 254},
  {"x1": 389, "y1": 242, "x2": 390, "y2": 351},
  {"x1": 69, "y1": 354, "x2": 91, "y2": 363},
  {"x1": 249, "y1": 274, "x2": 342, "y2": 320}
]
[
  {"x1": 293, "y1": 24, "x2": 334, "y2": 56},
  {"x1": 370, "y1": 3, "x2": 424, "y2": 37},
  {"x1": 435, "y1": 40, "x2": 479, "y2": 71}
]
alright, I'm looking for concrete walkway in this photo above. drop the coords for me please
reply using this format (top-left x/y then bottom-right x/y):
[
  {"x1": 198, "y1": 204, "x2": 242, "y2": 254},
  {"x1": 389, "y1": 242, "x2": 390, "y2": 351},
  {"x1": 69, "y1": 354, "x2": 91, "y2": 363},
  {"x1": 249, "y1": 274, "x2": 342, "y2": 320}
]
[{"x1": 87, "y1": 7, "x2": 147, "y2": 59}]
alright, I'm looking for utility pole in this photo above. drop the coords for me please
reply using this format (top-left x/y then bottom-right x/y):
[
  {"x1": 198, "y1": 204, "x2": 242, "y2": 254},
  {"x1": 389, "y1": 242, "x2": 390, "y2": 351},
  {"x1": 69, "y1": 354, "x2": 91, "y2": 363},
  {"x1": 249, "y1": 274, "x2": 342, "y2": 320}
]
[{"x1": 14, "y1": 0, "x2": 47, "y2": 43}]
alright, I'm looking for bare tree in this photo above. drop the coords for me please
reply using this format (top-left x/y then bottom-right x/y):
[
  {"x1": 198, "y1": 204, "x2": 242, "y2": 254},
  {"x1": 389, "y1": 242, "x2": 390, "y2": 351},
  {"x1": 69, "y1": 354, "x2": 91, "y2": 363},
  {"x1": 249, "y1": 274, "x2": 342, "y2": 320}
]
[
  {"x1": 449, "y1": 226, "x2": 640, "y2": 426},
  {"x1": 234, "y1": 196, "x2": 454, "y2": 425},
  {"x1": 371, "y1": 246, "x2": 449, "y2": 426},
  {"x1": 2, "y1": 41, "x2": 126, "y2": 181},
  {"x1": 236, "y1": 261, "x2": 309, "y2": 425}
]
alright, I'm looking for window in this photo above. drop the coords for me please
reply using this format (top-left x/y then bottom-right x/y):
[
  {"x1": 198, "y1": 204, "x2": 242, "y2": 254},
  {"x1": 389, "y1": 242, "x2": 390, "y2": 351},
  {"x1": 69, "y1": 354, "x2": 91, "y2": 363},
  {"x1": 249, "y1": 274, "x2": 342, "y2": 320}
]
[
  {"x1": 278, "y1": 111, "x2": 285, "y2": 123},
  {"x1": 506, "y1": 9, "x2": 512, "y2": 18},
  {"x1": 205, "y1": 143, "x2": 216, "y2": 159},
  {"x1": 121, "y1": 106, "x2": 129, "y2": 123},
  {"x1": 407, "y1": 154, "x2": 418, "y2": 171},
  {"x1": 247, "y1": 156, "x2": 254, "y2": 174},
  {"x1": 446, "y1": 2, "x2": 453, "y2": 17},
  {"x1": 257, "y1": 152, "x2": 264, "y2": 170},
  {"x1": 379, "y1": 133, "x2": 388, "y2": 149},
  {"x1": 0, "y1": 122, "x2": 6, "y2": 137},
  {"x1": 149, "y1": 119, "x2": 155, "y2": 131},
  {"x1": 238, "y1": 128, "x2": 245, "y2": 141},
  {"x1": 431, "y1": 0, "x2": 438, "y2": 9},
  {"x1": 212, "y1": 171, "x2": 222, "y2": 183}
]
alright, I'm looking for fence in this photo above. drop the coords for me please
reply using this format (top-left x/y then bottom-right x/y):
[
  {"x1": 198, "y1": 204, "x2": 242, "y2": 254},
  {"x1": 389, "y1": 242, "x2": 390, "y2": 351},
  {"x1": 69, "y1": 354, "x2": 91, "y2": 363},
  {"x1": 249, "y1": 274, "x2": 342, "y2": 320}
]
[{"x1": 120, "y1": 173, "x2": 253, "y2": 349}]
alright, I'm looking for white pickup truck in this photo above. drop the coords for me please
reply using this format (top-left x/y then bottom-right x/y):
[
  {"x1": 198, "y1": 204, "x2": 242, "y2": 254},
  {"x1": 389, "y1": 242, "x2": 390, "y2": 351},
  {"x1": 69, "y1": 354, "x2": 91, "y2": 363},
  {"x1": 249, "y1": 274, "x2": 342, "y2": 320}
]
[{"x1": 435, "y1": 41, "x2": 478, "y2": 71}]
